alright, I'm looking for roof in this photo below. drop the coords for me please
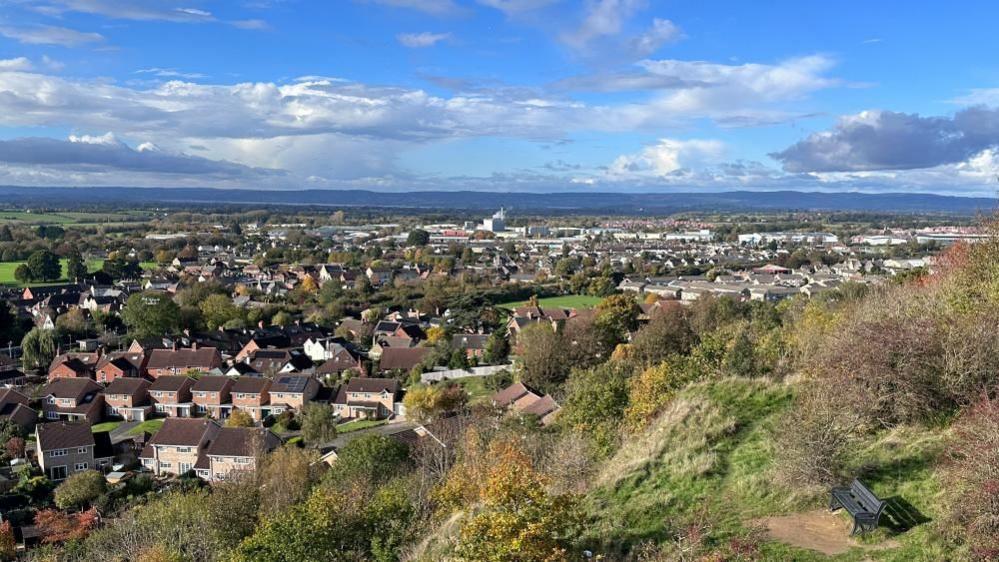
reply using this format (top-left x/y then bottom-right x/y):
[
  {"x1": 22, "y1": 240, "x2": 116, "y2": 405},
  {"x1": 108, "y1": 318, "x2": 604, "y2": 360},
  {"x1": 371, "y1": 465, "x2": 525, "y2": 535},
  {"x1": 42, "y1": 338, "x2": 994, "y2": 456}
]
[
  {"x1": 492, "y1": 382, "x2": 538, "y2": 407},
  {"x1": 231, "y1": 376, "x2": 271, "y2": 393},
  {"x1": 205, "y1": 427, "x2": 280, "y2": 457},
  {"x1": 1, "y1": 403, "x2": 37, "y2": 429},
  {"x1": 521, "y1": 394, "x2": 559, "y2": 418},
  {"x1": 377, "y1": 347, "x2": 431, "y2": 372},
  {"x1": 148, "y1": 375, "x2": 194, "y2": 392},
  {"x1": 451, "y1": 334, "x2": 489, "y2": 350},
  {"x1": 345, "y1": 377, "x2": 400, "y2": 394},
  {"x1": 147, "y1": 418, "x2": 219, "y2": 447},
  {"x1": 36, "y1": 421, "x2": 95, "y2": 451},
  {"x1": 104, "y1": 377, "x2": 150, "y2": 395},
  {"x1": 147, "y1": 347, "x2": 220, "y2": 370},
  {"x1": 270, "y1": 375, "x2": 314, "y2": 393},
  {"x1": 191, "y1": 375, "x2": 233, "y2": 392},
  {"x1": 43, "y1": 377, "x2": 103, "y2": 400}
]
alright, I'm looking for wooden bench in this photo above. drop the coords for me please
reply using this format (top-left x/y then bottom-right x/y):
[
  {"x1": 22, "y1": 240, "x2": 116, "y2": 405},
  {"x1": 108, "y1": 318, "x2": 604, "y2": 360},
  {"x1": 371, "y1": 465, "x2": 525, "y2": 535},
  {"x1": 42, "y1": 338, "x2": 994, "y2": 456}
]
[{"x1": 829, "y1": 479, "x2": 886, "y2": 536}]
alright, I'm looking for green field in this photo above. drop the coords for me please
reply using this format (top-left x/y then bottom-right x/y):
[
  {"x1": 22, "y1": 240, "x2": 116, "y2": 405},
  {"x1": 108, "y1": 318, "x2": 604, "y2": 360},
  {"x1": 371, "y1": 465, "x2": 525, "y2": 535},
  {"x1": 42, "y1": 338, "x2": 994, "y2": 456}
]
[
  {"x1": 127, "y1": 419, "x2": 165, "y2": 436},
  {"x1": 498, "y1": 294, "x2": 605, "y2": 310},
  {"x1": 91, "y1": 421, "x2": 124, "y2": 433},
  {"x1": 337, "y1": 419, "x2": 387, "y2": 433},
  {"x1": 0, "y1": 210, "x2": 148, "y2": 227},
  {"x1": 0, "y1": 259, "x2": 157, "y2": 286}
]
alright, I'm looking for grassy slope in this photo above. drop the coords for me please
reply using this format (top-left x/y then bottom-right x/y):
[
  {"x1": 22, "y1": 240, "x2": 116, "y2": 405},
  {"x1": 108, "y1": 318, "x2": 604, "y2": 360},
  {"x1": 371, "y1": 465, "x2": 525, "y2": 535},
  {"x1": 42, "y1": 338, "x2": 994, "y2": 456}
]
[
  {"x1": 581, "y1": 377, "x2": 948, "y2": 561},
  {"x1": 0, "y1": 259, "x2": 157, "y2": 286}
]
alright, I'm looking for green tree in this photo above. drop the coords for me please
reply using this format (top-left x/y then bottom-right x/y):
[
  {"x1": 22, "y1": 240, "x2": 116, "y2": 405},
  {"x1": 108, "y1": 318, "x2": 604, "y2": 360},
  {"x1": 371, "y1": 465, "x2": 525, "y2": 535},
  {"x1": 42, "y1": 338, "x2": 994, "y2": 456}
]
[
  {"x1": 406, "y1": 229, "x2": 430, "y2": 246},
  {"x1": 271, "y1": 311, "x2": 293, "y2": 327},
  {"x1": 300, "y1": 403, "x2": 338, "y2": 444},
  {"x1": 324, "y1": 434, "x2": 410, "y2": 490},
  {"x1": 20, "y1": 328, "x2": 57, "y2": 371},
  {"x1": 66, "y1": 248, "x2": 88, "y2": 282},
  {"x1": 558, "y1": 362, "x2": 631, "y2": 456},
  {"x1": 26, "y1": 249, "x2": 61, "y2": 282},
  {"x1": 200, "y1": 294, "x2": 238, "y2": 330},
  {"x1": 483, "y1": 326, "x2": 510, "y2": 364},
  {"x1": 13, "y1": 264, "x2": 31, "y2": 284},
  {"x1": 0, "y1": 225, "x2": 12, "y2": 242},
  {"x1": 54, "y1": 470, "x2": 107, "y2": 510},
  {"x1": 122, "y1": 292, "x2": 181, "y2": 338},
  {"x1": 516, "y1": 322, "x2": 567, "y2": 393}
]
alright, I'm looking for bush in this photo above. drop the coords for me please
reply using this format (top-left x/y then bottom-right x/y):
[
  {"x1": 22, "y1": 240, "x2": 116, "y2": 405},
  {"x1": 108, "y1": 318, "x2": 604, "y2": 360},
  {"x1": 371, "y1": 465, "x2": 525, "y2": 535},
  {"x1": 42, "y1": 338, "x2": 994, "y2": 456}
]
[
  {"x1": 54, "y1": 470, "x2": 108, "y2": 510},
  {"x1": 774, "y1": 387, "x2": 861, "y2": 488},
  {"x1": 941, "y1": 397, "x2": 999, "y2": 559}
]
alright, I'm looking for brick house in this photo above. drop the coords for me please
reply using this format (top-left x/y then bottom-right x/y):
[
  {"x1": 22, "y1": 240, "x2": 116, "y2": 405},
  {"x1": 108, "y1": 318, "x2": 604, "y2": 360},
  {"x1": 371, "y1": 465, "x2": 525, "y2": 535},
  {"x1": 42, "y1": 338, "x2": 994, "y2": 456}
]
[
  {"x1": 95, "y1": 351, "x2": 147, "y2": 384},
  {"x1": 148, "y1": 376, "x2": 195, "y2": 417},
  {"x1": 103, "y1": 377, "x2": 153, "y2": 421},
  {"x1": 231, "y1": 377, "x2": 271, "y2": 422},
  {"x1": 451, "y1": 334, "x2": 490, "y2": 359},
  {"x1": 197, "y1": 427, "x2": 281, "y2": 482},
  {"x1": 331, "y1": 377, "x2": 402, "y2": 420},
  {"x1": 41, "y1": 378, "x2": 104, "y2": 423},
  {"x1": 48, "y1": 352, "x2": 100, "y2": 379},
  {"x1": 139, "y1": 418, "x2": 220, "y2": 477},
  {"x1": 268, "y1": 375, "x2": 320, "y2": 414},
  {"x1": 491, "y1": 382, "x2": 560, "y2": 425},
  {"x1": 146, "y1": 346, "x2": 222, "y2": 379},
  {"x1": 35, "y1": 421, "x2": 114, "y2": 480},
  {"x1": 191, "y1": 376, "x2": 234, "y2": 419}
]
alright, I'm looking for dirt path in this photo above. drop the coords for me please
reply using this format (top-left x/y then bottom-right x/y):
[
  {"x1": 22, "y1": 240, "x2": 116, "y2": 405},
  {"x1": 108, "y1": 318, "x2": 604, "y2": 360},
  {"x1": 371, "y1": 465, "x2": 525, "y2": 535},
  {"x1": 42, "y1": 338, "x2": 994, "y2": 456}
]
[{"x1": 754, "y1": 510, "x2": 898, "y2": 556}]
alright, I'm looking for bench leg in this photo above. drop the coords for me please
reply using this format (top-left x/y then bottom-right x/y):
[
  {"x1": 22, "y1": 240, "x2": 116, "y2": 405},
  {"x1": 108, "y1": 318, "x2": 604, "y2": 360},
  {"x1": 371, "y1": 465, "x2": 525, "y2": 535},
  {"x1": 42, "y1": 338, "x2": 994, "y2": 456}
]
[
  {"x1": 850, "y1": 519, "x2": 860, "y2": 536},
  {"x1": 829, "y1": 495, "x2": 841, "y2": 512}
]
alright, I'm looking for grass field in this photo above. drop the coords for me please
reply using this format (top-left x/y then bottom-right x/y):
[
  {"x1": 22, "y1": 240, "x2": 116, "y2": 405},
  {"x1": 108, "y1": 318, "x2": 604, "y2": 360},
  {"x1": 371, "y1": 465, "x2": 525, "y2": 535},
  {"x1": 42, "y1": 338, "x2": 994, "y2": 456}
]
[
  {"x1": 498, "y1": 294, "x2": 605, "y2": 310},
  {"x1": 127, "y1": 419, "x2": 165, "y2": 436},
  {"x1": 0, "y1": 259, "x2": 157, "y2": 286},
  {"x1": 337, "y1": 419, "x2": 387, "y2": 433},
  {"x1": 91, "y1": 421, "x2": 124, "y2": 433},
  {"x1": 0, "y1": 210, "x2": 147, "y2": 226}
]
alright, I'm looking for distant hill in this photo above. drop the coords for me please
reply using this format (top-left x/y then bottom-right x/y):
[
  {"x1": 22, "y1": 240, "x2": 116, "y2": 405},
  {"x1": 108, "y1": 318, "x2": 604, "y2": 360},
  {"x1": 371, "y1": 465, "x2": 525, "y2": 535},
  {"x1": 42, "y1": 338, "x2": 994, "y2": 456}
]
[{"x1": 0, "y1": 186, "x2": 994, "y2": 214}]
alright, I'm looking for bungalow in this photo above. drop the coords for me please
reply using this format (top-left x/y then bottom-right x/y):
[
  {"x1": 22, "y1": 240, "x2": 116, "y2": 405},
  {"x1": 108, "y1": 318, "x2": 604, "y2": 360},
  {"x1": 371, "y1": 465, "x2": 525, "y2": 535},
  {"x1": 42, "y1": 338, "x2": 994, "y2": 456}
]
[
  {"x1": 139, "y1": 418, "x2": 219, "y2": 477},
  {"x1": 191, "y1": 376, "x2": 234, "y2": 419},
  {"x1": 146, "y1": 346, "x2": 222, "y2": 379},
  {"x1": 332, "y1": 377, "x2": 402, "y2": 420},
  {"x1": 492, "y1": 382, "x2": 560, "y2": 425},
  {"x1": 103, "y1": 377, "x2": 153, "y2": 422},
  {"x1": 35, "y1": 421, "x2": 114, "y2": 480},
  {"x1": 41, "y1": 378, "x2": 104, "y2": 423},
  {"x1": 377, "y1": 347, "x2": 431, "y2": 375},
  {"x1": 148, "y1": 376, "x2": 195, "y2": 418}
]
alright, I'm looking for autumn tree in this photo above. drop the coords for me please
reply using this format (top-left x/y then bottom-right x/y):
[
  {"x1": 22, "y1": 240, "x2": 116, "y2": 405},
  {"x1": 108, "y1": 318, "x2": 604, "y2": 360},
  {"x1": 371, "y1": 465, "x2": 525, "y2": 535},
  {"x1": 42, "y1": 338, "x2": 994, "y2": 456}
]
[
  {"x1": 200, "y1": 294, "x2": 239, "y2": 330},
  {"x1": 54, "y1": 470, "x2": 107, "y2": 510},
  {"x1": 226, "y1": 409, "x2": 255, "y2": 428},
  {"x1": 299, "y1": 402, "x2": 337, "y2": 444},
  {"x1": 0, "y1": 521, "x2": 14, "y2": 561},
  {"x1": 516, "y1": 322, "x2": 568, "y2": 393}
]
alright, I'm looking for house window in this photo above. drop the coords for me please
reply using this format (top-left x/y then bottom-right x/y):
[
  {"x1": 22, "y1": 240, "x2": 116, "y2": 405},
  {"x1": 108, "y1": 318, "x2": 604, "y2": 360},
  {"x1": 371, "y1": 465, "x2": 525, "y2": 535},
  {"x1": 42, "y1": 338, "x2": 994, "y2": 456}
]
[
  {"x1": 176, "y1": 447, "x2": 191, "y2": 453},
  {"x1": 179, "y1": 463, "x2": 193, "y2": 473},
  {"x1": 50, "y1": 449, "x2": 67, "y2": 457},
  {"x1": 46, "y1": 411, "x2": 59, "y2": 420},
  {"x1": 77, "y1": 447, "x2": 88, "y2": 454},
  {"x1": 159, "y1": 461, "x2": 172, "y2": 470},
  {"x1": 235, "y1": 457, "x2": 250, "y2": 465},
  {"x1": 75, "y1": 462, "x2": 88, "y2": 471},
  {"x1": 51, "y1": 465, "x2": 67, "y2": 480}
]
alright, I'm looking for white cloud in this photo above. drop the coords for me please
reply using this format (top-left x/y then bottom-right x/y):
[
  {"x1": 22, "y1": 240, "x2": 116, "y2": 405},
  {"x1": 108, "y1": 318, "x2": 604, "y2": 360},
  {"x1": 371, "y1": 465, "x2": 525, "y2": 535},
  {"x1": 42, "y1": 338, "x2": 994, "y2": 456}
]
[
  {"x1": 0, "y1": 25, "x2": 104, "y2": 46},
  {"x1": 562, "y1": 0, "x2": 646, "y2": 50},
  {"x1": 0, "y1": 57, "x2": 33, "y2": 71},
  {"x1": 630, "y1": 18, "x2": 682, "y2": 56},
  {"x1": 397, "y1": 32, "x2": 451, "y2": 48},
  {"x1": 609, "y1": 138, "x2": 725, "y2": 177},
  {"x1": 230, "y1": 19, "x2": 270, "y2": 30},
  {"x1": 364, "y1": 0, "x2": 462, "y2": 15},
  {"x1": 38, "y1": 0, "x2": 217, "y2": 22},
  {"x1": 477, "y1": 0, "x2": 559, "y2": 15},
  {"x1": 136, "y1": 67, "x2": 208, "y2": 79}
]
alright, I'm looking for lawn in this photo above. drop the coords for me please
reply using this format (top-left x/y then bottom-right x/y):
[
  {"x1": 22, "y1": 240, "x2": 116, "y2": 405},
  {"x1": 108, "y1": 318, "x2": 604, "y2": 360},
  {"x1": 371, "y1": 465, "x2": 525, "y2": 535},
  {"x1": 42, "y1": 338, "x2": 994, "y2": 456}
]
[
  {"x1": 0, "y1": 210, "x2": 148, "y2": 226},
  {"x1": 0, "y1": 259, "x2": 157, "y2": 286},
  {"x1": 337, "y1": 419, "x2": 387, "y2": 433},
  {"x1": 91, "y1": 421, "x2": 124, "y2": 433},
  {"x1": 127, "y1": 419, "x2": 165, "y2": 436},
  {"x1": 498, "y1": 294, "x2": 605, "y2": 310}
]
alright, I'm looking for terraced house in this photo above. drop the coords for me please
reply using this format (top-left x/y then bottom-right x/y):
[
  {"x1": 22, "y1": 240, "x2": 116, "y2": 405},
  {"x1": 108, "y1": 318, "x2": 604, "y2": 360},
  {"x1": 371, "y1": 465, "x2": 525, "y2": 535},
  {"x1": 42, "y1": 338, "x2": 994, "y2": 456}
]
[
  {"x1": 145, "y1": 345, "x2": 222, "y2": 379},
  {"x1": 191, "y1": 376, "x2": 234, "y2": 419},
  {"x1": 103, "y1": 377, "x2": 152, "y2": 421},
  {"x1": 148, "y1": 375, "x2": 195, "y2": 417}
]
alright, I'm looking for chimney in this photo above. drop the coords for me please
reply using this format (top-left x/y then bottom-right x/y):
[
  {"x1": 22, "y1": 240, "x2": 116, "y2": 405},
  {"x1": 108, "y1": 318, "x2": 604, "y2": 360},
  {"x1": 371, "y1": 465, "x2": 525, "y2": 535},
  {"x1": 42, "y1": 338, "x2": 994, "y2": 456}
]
[
  {"x1": 258, "y1": 320, "x2": 265, "y2": 329},
  {"x1": 192, "y1": 342, "x2": 198, "y2": 350}
]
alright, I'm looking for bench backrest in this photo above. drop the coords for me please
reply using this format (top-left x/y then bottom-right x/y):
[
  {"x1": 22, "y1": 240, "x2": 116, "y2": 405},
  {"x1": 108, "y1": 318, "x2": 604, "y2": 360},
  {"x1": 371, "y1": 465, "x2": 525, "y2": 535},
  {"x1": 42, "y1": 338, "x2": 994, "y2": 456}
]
[{"x1": 850, "y1": 479, "x2": 886, "y2": 515}]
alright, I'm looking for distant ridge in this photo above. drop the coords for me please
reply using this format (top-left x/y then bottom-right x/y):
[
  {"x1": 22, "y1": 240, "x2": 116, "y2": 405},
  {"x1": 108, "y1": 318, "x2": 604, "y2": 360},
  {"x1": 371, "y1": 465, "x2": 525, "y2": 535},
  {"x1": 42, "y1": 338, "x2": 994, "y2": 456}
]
[{"x1": 0, "y1": 186, "x2": 994, "y2": 214}]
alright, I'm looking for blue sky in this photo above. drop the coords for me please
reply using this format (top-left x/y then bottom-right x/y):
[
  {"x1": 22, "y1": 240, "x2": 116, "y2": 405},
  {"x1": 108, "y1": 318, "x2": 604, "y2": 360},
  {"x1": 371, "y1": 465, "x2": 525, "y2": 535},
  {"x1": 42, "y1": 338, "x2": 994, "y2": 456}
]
[{"x1": 1, "y1": 0, "x2": 998, "y2": 194}]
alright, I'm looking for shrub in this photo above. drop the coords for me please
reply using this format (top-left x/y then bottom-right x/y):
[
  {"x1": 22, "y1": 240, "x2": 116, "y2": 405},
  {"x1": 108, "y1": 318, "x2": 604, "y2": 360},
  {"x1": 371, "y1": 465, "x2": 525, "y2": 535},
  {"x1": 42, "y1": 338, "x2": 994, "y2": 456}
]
[
  {"x1": 774, "y1": 386, "x2": 861, "y2": 488},
  {"x1": 54, "y1": 470, "x2": 108, "y2": 510}
]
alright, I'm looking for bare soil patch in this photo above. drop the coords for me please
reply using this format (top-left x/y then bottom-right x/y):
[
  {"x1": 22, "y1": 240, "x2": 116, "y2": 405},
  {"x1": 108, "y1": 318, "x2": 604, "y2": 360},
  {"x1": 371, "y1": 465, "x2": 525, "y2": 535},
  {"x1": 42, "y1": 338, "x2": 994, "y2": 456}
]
[{"x1": 755, "y1": 509, "x2": 899, "y2": 556}]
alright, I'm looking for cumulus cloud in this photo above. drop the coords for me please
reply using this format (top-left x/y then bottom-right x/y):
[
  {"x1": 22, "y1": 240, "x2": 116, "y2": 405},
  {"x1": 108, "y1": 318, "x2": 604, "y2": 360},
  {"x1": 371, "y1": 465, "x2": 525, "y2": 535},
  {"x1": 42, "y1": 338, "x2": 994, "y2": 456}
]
[
  {"x1": 630, "y1": 18, "x2": 683, "y2": 56},
  {"x1": 562, "y1": 0, "x2": 646, "y2": 50},
  {"x1": 771, "y1": 107, "x2": 999, "y2": 172},
  {"x1": 36, "y1": 0, "x2": 217, "y2": 22},
  {"x1": 0, "y1": 25, "x2": 104, "y2": 46},
  {"x1": 397, "y1": 32, "x2": 451, "y2": 48},
  {"x1": 0, "y1": 135, "x2": 286, "y2": 179},
  {"x1": 609, "y1": 138, "x2": 725, "y2": 177}
]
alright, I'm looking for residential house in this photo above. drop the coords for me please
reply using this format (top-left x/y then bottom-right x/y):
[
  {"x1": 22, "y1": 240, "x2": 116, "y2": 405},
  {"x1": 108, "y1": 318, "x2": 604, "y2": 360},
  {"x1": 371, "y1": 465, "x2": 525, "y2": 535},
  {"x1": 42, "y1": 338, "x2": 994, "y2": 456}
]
[
  {"x1": 103, "y1": 377, "x2": 153, "y2": 421},
  {"x1": 231, "y1": 377, "x2": 271, "y2": 422},
  {"x1": 139, "y1": 418, "x2": 219, "y2": 477},
  {"x1": 332, "y1": 377, "x2": 402, "y2": 420},
  {"x1": 198, "y1": 427, "x2": 281, "y2": 482},
  {"x1": 377, "y1": 347, "x2": 431, "y2": 375},
  {"x1": 94, "y1": 351, "x2": 147, "y2": 384},
  {"x1": 41, "y1": 378, "x2": 104, "y2": 423},
  {"x1": 146, "y1": 346, "x2": 222, "y2": 378},
  {"x1": 0, "y1": 388, "x2": 37, "y2": 433},
  {"x1": 148, "y1": 376, "x2": 195, "y2": 418},
  {"x1": 246, "y1": 348, "x2": 314, "y2": 376},
  {"x1": 191, "y1": 376, "x2": 234, "y2": 419},
  {"x1": 451, "y1": 334, "x2": 489, "y2": 359},
  {"x1": 492, "y1": 382, "x2": 560, "y2": 425},
  {"x1": 48, "y1": 352, "x2": 100, "y2": 380},
  {"x1": 268, "y1": 375, "x2": 320, "y2": 414},
  {"x1": 35, "y1": 421, "x2": 113, "y2": 480}
]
